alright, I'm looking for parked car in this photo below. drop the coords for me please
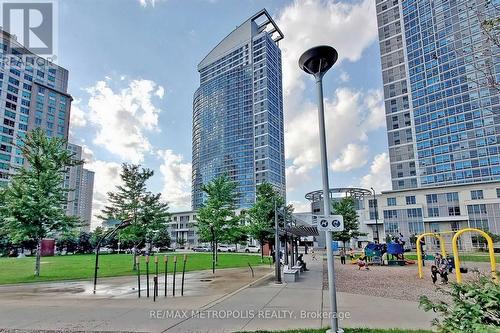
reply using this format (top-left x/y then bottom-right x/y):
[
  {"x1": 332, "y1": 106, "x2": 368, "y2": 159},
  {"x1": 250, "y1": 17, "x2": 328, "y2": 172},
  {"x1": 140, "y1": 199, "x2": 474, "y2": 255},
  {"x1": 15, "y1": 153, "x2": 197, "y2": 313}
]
[
  {"x1": 217, "y1": 244, "x2": 236, "y2": 252},
  {"x1": 244, "y1": 245, "x2": 260, "y2": 253},
  {"x1": 192, "y1": 246, "x2": 211, "y2": 252},
  {"x1": 100, "y1": 247, "x2": 113, "y2": 254},
  {"x1": 157, "y1": 247, "x2": 175, "y2": 253}
]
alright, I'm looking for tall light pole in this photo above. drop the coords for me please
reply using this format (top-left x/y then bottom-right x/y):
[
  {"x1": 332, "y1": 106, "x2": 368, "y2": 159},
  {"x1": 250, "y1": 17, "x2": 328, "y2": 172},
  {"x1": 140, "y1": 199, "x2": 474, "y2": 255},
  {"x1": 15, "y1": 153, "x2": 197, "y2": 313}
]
[
  {"x1": 371, "y1": 187, "x2": 380, "y2": 243},
  {"x1": 299, "y1": 45, "x2": 341, "y2": 333},
  {"x1": 210, "y1": 223, "x2": 215, "y2": 274},
  {"x1": 274, "y1": 200, "x2": 282, "y2": 284}
]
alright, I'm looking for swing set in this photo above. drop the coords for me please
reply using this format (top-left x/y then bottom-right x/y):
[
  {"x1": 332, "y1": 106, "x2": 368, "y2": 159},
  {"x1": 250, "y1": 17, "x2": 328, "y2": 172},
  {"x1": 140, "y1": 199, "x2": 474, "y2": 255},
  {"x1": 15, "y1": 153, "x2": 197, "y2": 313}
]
[{"x1": 416, "y1": 227, "x2": 497, "y2": 283}]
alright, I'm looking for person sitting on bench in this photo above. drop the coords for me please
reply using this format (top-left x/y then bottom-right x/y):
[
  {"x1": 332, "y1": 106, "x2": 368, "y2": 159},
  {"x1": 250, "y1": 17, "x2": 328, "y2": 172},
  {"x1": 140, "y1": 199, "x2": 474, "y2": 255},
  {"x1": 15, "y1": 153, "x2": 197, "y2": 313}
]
[{"x1": 296, "y1": 254, "x2": 309, "y2": 271}]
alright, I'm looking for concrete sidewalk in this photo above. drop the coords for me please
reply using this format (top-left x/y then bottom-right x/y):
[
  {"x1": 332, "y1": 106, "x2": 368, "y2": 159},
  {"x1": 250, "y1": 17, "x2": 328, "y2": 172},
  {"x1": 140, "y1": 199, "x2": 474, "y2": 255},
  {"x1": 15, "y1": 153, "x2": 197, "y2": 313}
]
[{"x1": 0, "y1": 255, "x2": 435, "y2": 332}]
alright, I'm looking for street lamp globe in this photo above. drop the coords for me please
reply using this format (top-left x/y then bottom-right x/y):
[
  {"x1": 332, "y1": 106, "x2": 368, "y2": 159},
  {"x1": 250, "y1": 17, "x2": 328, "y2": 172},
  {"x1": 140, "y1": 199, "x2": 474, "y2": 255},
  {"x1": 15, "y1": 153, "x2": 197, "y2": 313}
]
[{"x1": 299, "y1": 45, "x2": 338, "y2": 78}]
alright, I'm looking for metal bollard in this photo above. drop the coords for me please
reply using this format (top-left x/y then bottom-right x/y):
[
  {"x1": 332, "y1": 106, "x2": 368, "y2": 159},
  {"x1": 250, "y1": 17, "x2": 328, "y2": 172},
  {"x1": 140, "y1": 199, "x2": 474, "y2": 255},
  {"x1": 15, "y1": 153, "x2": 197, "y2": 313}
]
[
  {"x1": 155, "y1": 256, "x2": 159, "y2": 297},
  {"x1": 136, "y1": 256, "x2": 141, "y2": 298},
  {"x1": 153, "y1": 276, "x2": 157, "y2": 302},
  {"x1": 146, "y1": 255, "x2": 150, "y2": 298},
  {"x1": 164, "y1": 255, "x2": 168, "y2": 297},
  {"x1": 181, "y1": 255, "x2": 187, "y2": 296},
  {"x1": 172, "y1": 256, "x2": 177, "y2": 297}
]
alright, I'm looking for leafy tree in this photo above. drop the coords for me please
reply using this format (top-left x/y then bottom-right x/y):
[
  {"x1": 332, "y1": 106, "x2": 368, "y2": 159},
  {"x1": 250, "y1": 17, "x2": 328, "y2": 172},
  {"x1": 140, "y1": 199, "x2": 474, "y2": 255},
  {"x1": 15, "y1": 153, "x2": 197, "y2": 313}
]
[
  {"x1": 196, "y1": 174, "x2": 240, "y2": 263},
  {"x1": 247, "y1": 183, "x2": 285, "y2": 260},
  {"x1": 77, "y1": 231, "x2": 93, "y2": 254},
  {"x1": 98, "y1": 164, "x2": 169, "y2": 269},
  {"x1": 419, "y1": 272, "x2": 500, "y2": 332},
  {"x1": 0, "y1": 129, "x2": 82, "y2": 276},
  {"x1": 0, "y1": 227, "x2": 12, "y2": 256},
  {"x1": 90, "y1": 226, "x2": 105, "y2": 248},
  {"x1": 140, "y1": 192, "x2": 171, "y2": 249},
  {"x1": 56, "y1": 232, "x2": 78, "y2": 253},
  {"x1": 331, "y1": 196, "x2": 366, "y2": 250},
  {"x1": 152, "y1": 227, "x2": 171, "y2": 249}
]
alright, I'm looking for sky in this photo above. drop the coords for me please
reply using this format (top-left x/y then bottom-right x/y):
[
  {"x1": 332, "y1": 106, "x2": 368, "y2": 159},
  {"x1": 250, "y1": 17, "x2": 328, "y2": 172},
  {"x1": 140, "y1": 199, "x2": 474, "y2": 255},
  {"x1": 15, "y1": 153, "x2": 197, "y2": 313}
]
[{"x1": 58, "y1": 0, "x2": 392, "y2": 228}]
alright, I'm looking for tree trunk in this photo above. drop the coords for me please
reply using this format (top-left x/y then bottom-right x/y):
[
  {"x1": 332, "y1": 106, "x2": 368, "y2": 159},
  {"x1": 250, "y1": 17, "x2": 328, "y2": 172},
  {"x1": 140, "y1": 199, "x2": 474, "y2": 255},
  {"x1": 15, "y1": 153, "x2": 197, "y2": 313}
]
[
  {"x1": 260, "y1": 241, "x2": 264, "y2": 263},
  {"x1": 34, "y1": 240, "x2": 41, "y2": 277}
]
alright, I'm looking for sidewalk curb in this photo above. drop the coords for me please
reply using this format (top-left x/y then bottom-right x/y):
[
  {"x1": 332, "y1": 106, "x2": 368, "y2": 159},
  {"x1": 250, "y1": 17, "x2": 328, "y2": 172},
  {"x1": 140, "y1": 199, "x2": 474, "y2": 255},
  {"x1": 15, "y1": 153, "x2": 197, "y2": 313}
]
[{"x1": 201, "y1": 270, "x2": 275, "y2": 310}]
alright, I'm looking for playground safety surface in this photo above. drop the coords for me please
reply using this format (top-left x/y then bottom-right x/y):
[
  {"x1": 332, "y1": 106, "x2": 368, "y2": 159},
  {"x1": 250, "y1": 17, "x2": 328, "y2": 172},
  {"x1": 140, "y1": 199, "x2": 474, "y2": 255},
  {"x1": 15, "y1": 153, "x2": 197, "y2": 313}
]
[{"x1": 325, "y1": 259, "x2": 498, "y2": 302}]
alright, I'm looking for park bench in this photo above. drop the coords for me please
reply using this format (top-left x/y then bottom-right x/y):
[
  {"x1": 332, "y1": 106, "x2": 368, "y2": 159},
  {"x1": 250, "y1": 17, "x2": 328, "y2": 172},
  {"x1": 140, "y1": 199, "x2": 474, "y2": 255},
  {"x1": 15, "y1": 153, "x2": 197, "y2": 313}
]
[
  {"x1": 292, "y1": 265, "x2": 303, "y2": 274},
  {"x1": 283, "y1": 268, "x2": 299, "y2": 282}
]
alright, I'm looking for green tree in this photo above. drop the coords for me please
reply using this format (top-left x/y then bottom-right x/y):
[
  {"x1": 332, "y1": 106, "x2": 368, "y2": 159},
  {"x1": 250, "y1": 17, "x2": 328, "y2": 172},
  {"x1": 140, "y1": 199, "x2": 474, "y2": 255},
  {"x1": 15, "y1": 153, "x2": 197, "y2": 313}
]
[
  {"x1": 331, "y1": 196, "x2": 366, "y2": 250},
  {"x1": 0, "y1": 129, "x2": 82, "y2": 276},
  {"x1": 56, "y1": 232, "x2": 78, "y2": 253},
  {"x1": 98, "y1": 164, "x2": 169, "y2": 269},
  {"x1": 247, "y1": 183, "x2": 284, "y2": 261},
  {"x1": 196, "y1": 174, "x2": 240, "y2": 263},
  {"x1": 140, "y1": 192, "x2": 171, "y2": 250},
  {"x1": 77, "y1": 231, "x2": 93, "y2": 254},
  {"x1": 152, "y1": 227, "x2": 171, "y2": 249},
  {"x1": 90, "y1": 226, "x2": 105, "y2": 248},
  {"x1": 419, "y1": 272, "x2": 500, "y2": 332}
]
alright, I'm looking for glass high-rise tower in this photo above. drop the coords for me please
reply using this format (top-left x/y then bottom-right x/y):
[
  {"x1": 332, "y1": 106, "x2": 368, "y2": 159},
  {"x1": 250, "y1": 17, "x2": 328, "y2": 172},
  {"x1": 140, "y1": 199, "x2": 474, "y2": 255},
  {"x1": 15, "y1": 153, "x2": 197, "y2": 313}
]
[
  {"x1": 192, "y1": 9, "x2": 286, "y2": 209},
  {"x1": 376, "y1": 0, "x2": 499, "y2": 190},
  {"x1": 0, "y1": 30, "x2": 72, "y2": 186}
]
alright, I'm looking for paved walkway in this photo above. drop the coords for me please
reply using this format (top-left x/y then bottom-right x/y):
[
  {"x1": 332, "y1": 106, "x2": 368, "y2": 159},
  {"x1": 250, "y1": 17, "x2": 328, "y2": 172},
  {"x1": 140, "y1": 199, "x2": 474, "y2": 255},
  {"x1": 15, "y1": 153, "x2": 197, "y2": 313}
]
[{"x1": 0, "y1": 254, "x2": 435, "y2": 332}]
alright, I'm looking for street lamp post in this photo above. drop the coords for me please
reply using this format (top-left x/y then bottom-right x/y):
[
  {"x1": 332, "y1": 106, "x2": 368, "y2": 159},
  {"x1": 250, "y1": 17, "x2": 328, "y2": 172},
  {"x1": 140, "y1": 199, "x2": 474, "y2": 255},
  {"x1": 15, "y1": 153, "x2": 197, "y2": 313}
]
[
  {"x1": 93, "y1": 219, "x2": 131, "y2": 294},
  {"x1": 371, "y1": 187, "x2": 380, "y2": 243},
  {"x1": 210, "y1": 223, "x2": 215, "y2": 274},
  {"x1": 274, "y1": 200, "x2": 282, "y2": 284},
  {"x1": 299, "y1": 45, "x2": 342, "y2": 333}
]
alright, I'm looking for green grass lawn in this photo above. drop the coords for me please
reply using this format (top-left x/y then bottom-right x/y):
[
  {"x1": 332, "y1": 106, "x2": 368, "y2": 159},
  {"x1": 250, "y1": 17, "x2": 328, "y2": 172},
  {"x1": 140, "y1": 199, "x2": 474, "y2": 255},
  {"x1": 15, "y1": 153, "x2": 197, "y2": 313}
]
[
  {"x1": 0, "y1": 253, "x2": 268, "y2": 285},
  {"x1": 238, "y1": 329, "x2": 432, "y2": 333},
  {"x1": 404, "y1": 253, "x2": 500, "y2": 263}
]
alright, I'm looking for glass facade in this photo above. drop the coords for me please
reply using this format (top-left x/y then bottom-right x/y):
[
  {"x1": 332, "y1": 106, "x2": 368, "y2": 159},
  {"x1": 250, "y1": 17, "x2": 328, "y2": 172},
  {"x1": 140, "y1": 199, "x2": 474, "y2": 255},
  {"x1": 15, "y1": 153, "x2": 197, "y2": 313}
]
[
  {"x1": 192, "y1": 10, "x2": 285, "y2": 209},
  {"x1": 376, "y1": 0, "x2": 500, "y2": 190},
  {"x1": 0, "y1": 30, "x2": 71, "y2": 186}
]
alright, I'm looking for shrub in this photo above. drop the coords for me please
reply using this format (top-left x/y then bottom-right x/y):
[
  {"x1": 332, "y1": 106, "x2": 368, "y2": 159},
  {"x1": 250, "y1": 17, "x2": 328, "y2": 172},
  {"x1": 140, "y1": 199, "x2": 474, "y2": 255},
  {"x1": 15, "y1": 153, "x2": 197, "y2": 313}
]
[{"x1": 419, "y1": 272, "x2": 500, "y2": 332}]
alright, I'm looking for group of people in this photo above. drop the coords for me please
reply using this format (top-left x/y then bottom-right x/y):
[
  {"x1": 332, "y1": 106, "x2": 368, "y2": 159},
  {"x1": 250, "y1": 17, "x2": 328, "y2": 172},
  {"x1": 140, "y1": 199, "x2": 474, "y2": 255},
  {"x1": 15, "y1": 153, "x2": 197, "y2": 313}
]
[{"x1": 431, "y1": 253, "x2": 452, "y2": 284}]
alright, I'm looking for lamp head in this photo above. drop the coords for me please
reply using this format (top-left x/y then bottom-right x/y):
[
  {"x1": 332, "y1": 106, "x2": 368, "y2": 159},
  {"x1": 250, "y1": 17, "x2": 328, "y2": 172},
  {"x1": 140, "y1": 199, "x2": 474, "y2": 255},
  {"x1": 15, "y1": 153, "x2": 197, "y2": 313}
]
[{"x1": 299, "y1": 45, "x2": 338, "y2": 77}]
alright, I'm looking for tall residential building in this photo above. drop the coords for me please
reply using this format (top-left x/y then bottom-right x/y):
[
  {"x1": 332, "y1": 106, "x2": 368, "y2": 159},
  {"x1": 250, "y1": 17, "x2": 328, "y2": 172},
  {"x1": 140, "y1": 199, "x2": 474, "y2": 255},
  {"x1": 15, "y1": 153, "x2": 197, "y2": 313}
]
[
  {"x1": 192, "y1": 9, "x2": 286, "y2": 209},
  {"x1": 79, "y1": 168, "x2": 95, "y2": 231},
  {"x1": 376, "y1": 0, "x2": 499, "y2": 190},
  {"x1": 0, "y1": 30, "x2": 72, "y2": 186},
  {"x1": 65, "y1": 144, "x2": 95, "y2": 231},
  {"x1": 0, "y1": 31, "x2": 94, "y2": 229}
]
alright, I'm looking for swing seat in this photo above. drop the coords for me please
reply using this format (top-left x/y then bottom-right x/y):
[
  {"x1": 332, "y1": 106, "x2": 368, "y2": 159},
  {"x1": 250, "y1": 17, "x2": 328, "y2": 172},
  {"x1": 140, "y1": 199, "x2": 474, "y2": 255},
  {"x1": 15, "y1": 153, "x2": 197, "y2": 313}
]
[{"x1": 460, "y1": 267, "x2": 468, "y2": 273}]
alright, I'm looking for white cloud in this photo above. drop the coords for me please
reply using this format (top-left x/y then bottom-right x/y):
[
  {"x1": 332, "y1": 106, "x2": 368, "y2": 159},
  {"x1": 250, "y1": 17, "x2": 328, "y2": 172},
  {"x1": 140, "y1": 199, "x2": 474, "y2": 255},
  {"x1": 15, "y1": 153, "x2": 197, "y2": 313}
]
[
  {"x1": 330, "y1": 144, "x2": 368, "y2": 172},
  {"x1": 83, "y1": 79, "x2": 165, "y2": 163},
  {"x1": 138, "y1": 0, "x2": 163, "y2": 7},
  {"x1": 286, "y1": 165, "x2": 311, "y2": 192},
  {"x1": 80, "y1": 146, "x2": 123, "y2": 230},
  {"x1": 277, "y1": 0, "x2": 378, "y2": 102},
  {"x1": 289, "y1": 200, "x2": 311, "y2": 213},
  {"x1": 339, "y1": 71, "x2": 350, "y2": 83},
  {"x1": 360, "y1": 153, "x2": 391, "y2": 191},
  {"x1": 285, "y1": 88, "x2": 384, "y2": 174},
  {"x1": 157, "y1": 149, "x2": 192, "y2": 211},
  {"x1": 69, "y1": 99, "x2": 87, "y2": 128},
  {"x1": 276, "y1": 0, "x2": 379, "y2": 191}
]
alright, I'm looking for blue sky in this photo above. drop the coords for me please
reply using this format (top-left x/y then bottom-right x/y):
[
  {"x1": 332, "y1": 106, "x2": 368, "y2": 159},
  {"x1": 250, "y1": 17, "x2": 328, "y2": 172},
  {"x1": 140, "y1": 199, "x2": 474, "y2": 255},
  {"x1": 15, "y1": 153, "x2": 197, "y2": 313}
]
[{"x1": 59, "y1": 0, "x2": 391, "y2": 226}]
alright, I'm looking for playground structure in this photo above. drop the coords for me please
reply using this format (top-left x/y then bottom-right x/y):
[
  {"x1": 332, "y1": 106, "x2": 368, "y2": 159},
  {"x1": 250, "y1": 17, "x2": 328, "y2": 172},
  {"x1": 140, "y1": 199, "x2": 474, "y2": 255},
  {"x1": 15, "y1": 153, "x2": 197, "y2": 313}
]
[
  {"x1": 361, "y1": 241, "x2": 412, "y2": 266},
  {"x1": 416, "y1": 227, "x2": 497, "y2": 283}
]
